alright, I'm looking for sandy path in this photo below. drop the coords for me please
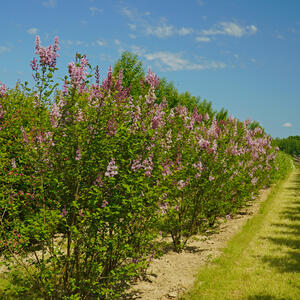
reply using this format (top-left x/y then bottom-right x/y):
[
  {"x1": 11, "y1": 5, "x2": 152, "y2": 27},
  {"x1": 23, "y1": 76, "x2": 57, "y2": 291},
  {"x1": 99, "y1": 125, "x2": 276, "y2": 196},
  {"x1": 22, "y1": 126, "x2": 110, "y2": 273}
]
[{"x1": 124, "y1": 188, "x2": 271, "y2": 300}]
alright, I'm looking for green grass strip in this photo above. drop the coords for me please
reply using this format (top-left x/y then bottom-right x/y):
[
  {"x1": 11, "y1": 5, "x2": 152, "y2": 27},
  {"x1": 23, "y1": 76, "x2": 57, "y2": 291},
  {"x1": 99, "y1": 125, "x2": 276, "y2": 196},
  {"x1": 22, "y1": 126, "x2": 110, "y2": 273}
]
[{"x1": 182, "y1": 166, "x2": 300, "y2": 300}]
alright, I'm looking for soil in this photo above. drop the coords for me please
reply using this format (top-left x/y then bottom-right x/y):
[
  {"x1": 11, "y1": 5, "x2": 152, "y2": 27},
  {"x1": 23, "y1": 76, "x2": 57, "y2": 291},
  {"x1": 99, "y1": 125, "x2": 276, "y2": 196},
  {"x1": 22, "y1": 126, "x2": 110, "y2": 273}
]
[{"x1": 124, "y1": 188, "x2": 271, "y2": 300}]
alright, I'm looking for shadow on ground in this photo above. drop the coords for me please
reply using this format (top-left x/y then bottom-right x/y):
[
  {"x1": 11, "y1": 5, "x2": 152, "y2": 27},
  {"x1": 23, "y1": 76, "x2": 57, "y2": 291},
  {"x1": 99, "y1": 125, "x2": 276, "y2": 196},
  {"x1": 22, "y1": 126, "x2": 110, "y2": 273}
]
[{"x1": 260, "y1": 169, "x2": 300, "y2": 274}]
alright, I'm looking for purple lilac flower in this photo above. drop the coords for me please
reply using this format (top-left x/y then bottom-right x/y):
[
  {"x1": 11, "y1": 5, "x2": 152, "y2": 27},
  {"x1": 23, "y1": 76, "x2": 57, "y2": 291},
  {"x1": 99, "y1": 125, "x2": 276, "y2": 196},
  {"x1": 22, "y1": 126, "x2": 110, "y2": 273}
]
[
  {"x1": 75, "y1": 148, "x2": 81, "y2": 161},
  {"x1": 94, "y1": 172, "x2": 104, "y2": 187},
  {"x1": 102, "y1": 200, "x2": 108, "y2": 208},
  {"x1": 11, "y1": 158, "x2": 16, "y2": 169},
  {"x1": 209, "y1": 175, "x2": 215, "y2": 182},
  {"x1": 142, "y1": 154, "x2": 154, "y2": 177},
  {"x1": 131, "y1": 157, "x2": 143, "y2": 172},
  {"x1": 102, "y1": 66, "x2": 113, "y2": 90},
  {"x1": 95, "y1": 65, "x2": 100, "y2": 86},
  {"x1": 68, "y1": 55, "x2": 88, "y2": 91},
  {"x1": 251, "y1": 177, "x2": 258, "y2": 185},
  {"x1": 61, "y1": 207, "x2": 68, "y2": 217},
  {"x1": 177, "y1": 178, "x2": 190, "y2": 190},
  {"x1": 20, "y1": 126, "x2": 29, "y2": 143},
  {"x1": 36, "y1": 130, "x2": 44, "y2": 144},
  {"x1": 105, "y1": 158, "x2": 118, "y2": 177},
  {"x1": 145, "y1": 68, "x2": 160, "y2": 88},
  {"x1": 34, "y1": 35, "x2": 60, "y2": 68},
  {"x1": 0, "y1": 82, "x2": 7, "y2": 97},
  {"x1": 0, "y1": 104, "x2": 5, "y2": 119},
  {"x1": 107, "y1": 118, "x2": 117, "y2": 136}
]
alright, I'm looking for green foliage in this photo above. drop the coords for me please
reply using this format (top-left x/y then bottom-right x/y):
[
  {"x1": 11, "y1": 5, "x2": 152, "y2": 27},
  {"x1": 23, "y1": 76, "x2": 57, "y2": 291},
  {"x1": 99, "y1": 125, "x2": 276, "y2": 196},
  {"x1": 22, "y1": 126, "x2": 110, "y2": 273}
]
[
  {"x1": 0, "y1": 41, "x2": 283, "y2": 299},
  {"x1": 273, "y1": 135, "x2": 300, "y2": 156},
  {"x1": 112, "y1": 50, "x2": 145, "y2": 97}
]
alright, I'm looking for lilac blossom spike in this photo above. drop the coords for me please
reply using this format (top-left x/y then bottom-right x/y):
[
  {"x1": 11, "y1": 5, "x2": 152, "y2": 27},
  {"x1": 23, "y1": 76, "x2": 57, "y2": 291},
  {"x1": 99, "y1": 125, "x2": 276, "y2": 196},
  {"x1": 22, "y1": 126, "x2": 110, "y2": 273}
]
[
  {"x1": 0, "y1": 82, "x2": 7, "y2": 97},
  {"x1": 95, "y1": 65, "x2": 100, "y2": 86},
  {"x1": 145, "y1": 68, "x2": 160, "y2": 88},
  {"x1": 34, "y1": 35, "x2": 60, "y2": 68},
  {"x1": 105, "y1": 158, "x2": 118, "y2": 177}
]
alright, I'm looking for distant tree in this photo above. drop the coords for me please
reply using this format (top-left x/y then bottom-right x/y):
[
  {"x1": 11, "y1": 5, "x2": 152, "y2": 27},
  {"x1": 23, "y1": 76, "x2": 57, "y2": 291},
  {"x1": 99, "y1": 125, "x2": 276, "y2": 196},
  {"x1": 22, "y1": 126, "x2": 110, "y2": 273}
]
[
  {"x1": 112, "y1": 51, "x2": 228, "y2": 120},
  {"x1": 112, "y1": 51, "x2": 145, "y2": 97},
  {"x1": 274, "y1": 136, "x2": 300, "y2": 156}
]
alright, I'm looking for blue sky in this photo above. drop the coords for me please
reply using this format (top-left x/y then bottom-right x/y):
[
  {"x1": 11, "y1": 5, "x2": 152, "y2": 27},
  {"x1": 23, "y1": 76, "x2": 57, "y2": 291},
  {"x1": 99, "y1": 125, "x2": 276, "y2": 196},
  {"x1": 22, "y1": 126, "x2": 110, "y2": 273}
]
[{"x1": 1, "y1": 0, "x2": 299, "y2": 138}]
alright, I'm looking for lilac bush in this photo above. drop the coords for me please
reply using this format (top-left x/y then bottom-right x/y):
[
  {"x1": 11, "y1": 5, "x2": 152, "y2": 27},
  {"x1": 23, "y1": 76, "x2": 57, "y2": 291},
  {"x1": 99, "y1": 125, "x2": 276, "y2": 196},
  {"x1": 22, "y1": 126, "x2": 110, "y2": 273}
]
[{"x1": 0, "y1": 36, "x2": 285, "y2": 298}]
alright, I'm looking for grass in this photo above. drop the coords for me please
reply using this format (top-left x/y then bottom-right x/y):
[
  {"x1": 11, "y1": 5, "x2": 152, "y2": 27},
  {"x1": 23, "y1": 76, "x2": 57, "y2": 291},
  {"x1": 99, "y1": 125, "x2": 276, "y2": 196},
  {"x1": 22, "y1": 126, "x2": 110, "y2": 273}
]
[{"x1": 181, "y1": 164, "x2": 300, "y2": 300}]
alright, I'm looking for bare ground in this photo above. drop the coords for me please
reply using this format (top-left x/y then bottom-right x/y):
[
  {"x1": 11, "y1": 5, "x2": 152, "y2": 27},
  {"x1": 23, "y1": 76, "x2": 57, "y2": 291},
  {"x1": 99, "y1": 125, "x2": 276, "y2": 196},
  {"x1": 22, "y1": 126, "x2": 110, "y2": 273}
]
[{"x1": 124, "y1": 188, "x2": 271, "y2": 300}]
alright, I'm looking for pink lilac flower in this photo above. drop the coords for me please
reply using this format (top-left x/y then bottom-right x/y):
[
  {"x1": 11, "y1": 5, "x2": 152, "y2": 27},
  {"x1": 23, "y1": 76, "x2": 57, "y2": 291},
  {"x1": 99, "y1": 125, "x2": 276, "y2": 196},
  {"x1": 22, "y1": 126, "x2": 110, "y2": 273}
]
[
  {"x1": 209, "y1": 175, "x2": 215, "y2": 181},
  {"x1": 102, "y1": 200, "x2": 108, "y2": 208},
  {"x1": 94, "y1": 172, "x2": 104, "y2": 187},
  {"x1": 142, "y1": 154, "x2": 154, "y2": 177},
  {"x1": 177, "y1": 178, "x2": 190, "y2": 190},
  {"x1": 61, "y1": 207, "x2": 68, "y2": 217},
  {"x1": 95, "y1": 65, "x2": 100, "y2": 86},
  {"x1": 75, "y1": 148, "x2": 81, "y2": 161},
  {"x1": 105, "y1": 158, "x2": 118, "y2": 177},
  {"x1": 68, "y1": 55, "x2": 88, "y2": 91},
  {"x1": 107, "y1": 118, "x2": 117, "y2": 136},
  {"x1": 251, "y1": 177, "x2": 258, "y2": 185},
  {"x1": 34, "y1": 35, "x2": 60, "y2": 68},
  {"x1": 192, "y1": 107, "x2": 203, "y2": 124},
  {"x1": 20, "y1": 126, "x2": 29, "y2": 143},
  {"x1": 145, "y1": 68, "x2": 160, "y2": 88},
  {"x1": 0, "y1": 82, "x2": 7, "y2": 97},
  {"x1": 158, "y1": 202, "x2": 169, "y2": 215},
  {"x1": 11, "y1": 158, "x2": 16, "y2": 169},
  {"x1": 198, "y1": 138, "x2": 210, "y2": 149},
  {"x1": 193, "y1": 160, "x2": 203, "y2": 178},
  {"x1": 0, "y1": 104, "x2": 5, "y2": 119},
  {"x1": 102, "y1": 66, "x2": 113, "y2": 90},
  {"x1": 131, "y1": 157, "x2": 143, "y2": 172},
  {"x1": 162, "y1": 160, "x2": 173, "y2": 177},
  {"x1": 76, "y1": 108, "x2": 85, "y2": 122},
  {"x1": 36, "y1": 130, "x2": 44, "y2": 144},
  {"x1": 30, "y1": 58, "x2": 39, "y2": 71}
]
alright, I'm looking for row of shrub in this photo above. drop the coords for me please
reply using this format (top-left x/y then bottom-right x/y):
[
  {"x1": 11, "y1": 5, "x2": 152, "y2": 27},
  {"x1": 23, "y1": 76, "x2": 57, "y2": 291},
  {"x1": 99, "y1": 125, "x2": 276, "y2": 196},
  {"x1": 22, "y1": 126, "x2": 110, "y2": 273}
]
[{"x1": 0, "y1": 36, "x2": 292, "y2": 299}]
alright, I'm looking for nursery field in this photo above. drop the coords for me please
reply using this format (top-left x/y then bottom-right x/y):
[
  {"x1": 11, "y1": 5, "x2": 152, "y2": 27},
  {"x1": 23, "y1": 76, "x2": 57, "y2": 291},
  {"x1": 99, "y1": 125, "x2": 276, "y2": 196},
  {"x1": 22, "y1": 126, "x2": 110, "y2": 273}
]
[
  {"x1": 182, "y1": 163, "x2": 300, "y2": 300},
  {"x1": 0, "y1": 36, "x2": 295, "y2": 299}
]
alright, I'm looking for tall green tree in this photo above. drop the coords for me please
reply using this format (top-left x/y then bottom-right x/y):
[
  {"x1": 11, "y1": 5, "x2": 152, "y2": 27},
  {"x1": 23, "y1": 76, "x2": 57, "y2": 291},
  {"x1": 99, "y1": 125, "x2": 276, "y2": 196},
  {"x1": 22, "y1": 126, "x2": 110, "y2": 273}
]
[{"x1": 112, "y1": 51, "x2": 145, "y2": 96}]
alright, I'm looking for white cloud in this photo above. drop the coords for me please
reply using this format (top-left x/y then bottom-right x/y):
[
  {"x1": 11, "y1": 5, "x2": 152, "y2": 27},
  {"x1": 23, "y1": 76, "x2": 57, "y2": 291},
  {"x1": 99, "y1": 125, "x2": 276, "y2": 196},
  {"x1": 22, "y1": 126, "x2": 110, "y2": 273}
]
[
  {"x1": 234, "y1": 54, "x2": 239, "y2": 59},
  {"x1": 89, "y1": 7, "x2": 103, "y2": 15},
  {"x1": 114, "y1": 39, "x2": 121, "y2": 45},
  {"x1": 195, "y1": 36, "x2": 211, "y2": 42},
  {"x1": 129, "y1": 34, "x2": 136, "y2": 39},
  {"x1": 128, "y1": 23, "x2": 137, "y2": 30},
  {"x1": 121, "y1": 7, "x2": 135, "y2": 19},
  {"x1": 251, "y1": 58, "x2": 256, "y2": 63},
  {"x1": 202, "y1": 22, "x2": 257, "y2": 38},
  {"x1": 96, "y1": 39, "x2": 106, "y2": 47},
  {"x1": 144, "y1": 51, "x2": 226, "y2": 71},
  {"x1": 282, "y1": 122, "x2": 292, "y2": 128},
  {"x1": 0, "y1": 46, "x2": 11, "y2": 55},
  {"x1": 42, "y1": 0, "x2": 56, "y2": 8},
  {"x1": 130, "y1": 45, "x2": 146, "y2": 56},
  {"x1": 145, "y1": 23, "x2": 174, "y2": 38},
  {"x1": 145, "y1": 23, "x2": 194, "y2": 38},
  {"x1": 178, "y1": 27, "x2": 194, "y2": 36},
  {"x1": 27, "y1": 27, "x2": 38, "y2": 35}
]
